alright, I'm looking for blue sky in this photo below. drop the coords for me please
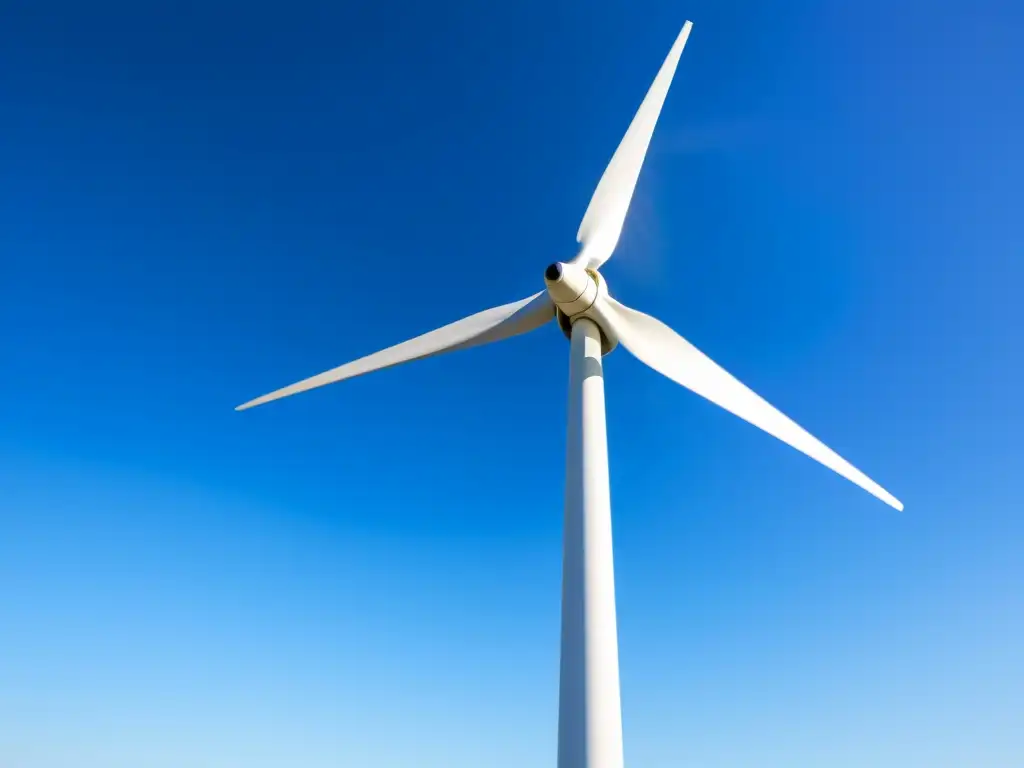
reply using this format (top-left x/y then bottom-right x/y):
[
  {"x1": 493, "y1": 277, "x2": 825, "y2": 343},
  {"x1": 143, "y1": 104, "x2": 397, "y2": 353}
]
[{"x1": 2, "y1": 1, "x2": 1022, "y2": 765}]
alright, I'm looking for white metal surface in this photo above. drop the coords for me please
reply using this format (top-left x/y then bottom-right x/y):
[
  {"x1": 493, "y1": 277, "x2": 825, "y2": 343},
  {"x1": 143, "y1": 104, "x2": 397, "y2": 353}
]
[{"x1": 558, "y1": 317, "x2": 623, "y2": 768}]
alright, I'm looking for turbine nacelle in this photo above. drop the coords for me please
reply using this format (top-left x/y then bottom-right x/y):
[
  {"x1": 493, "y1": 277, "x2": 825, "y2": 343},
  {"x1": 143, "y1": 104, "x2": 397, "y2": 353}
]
[{"x1": 545, "y1": 261, "x2": 618, "y2": 355}]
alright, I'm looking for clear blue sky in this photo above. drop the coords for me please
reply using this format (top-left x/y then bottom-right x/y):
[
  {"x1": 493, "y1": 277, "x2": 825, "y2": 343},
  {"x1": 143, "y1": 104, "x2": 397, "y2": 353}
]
[{"x1": 2, "y1": 1, "x2": 1022, "y2": 766}]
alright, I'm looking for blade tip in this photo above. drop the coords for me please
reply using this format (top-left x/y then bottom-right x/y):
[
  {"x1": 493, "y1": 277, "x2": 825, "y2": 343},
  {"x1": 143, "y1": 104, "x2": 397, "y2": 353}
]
[{"x1": 881, "y1": 492, "x2": 904, "y2": 511}]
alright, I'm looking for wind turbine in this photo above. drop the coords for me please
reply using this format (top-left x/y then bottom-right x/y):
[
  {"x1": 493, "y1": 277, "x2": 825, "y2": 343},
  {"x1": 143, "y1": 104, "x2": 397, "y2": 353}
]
[{"x1": 237, "y1": 20, "x2": 902, "y2": 768}]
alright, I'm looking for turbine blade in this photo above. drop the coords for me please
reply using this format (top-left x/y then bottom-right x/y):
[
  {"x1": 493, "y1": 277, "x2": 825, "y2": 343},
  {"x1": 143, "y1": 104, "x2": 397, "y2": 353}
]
[
  {"x1": 602, "y1": 297, "x2": 903, "y2": 510},
  {"x1": 237, "y1": 292, "x2": 554, "y2": 411},
  {"x1": 574, "y1": 21, "x2": 693, "y2": 270}
]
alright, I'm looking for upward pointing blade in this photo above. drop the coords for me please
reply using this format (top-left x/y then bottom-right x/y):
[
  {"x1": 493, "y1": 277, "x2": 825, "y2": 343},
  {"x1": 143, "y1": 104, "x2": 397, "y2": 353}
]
[
  {"x1": 602, "y1": 297, "x2": 904, "y2": 511},
  {"x1": 574, "y1": 21, "x2": 693, "y2": 270},
  {"x1": 236, "y1": 292, "x2": 554, "y2": 411}
]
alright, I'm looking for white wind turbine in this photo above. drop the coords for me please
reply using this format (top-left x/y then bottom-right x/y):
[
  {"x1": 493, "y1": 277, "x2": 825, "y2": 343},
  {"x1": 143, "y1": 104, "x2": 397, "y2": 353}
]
[{"x1": 237, "y1": 20, "x2": 902, "y2": 768}]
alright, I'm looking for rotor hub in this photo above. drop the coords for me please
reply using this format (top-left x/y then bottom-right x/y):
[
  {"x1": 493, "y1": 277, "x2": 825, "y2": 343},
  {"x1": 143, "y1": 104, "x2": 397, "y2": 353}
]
[{"x1": 545, "y1": 262, "x2": 617, "y2": 355}]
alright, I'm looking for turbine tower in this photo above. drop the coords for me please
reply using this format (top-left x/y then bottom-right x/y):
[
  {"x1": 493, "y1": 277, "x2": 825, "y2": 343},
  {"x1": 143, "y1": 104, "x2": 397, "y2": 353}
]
[{"x1": 237, "y1": 21, "x2": 902, "y2": 768}]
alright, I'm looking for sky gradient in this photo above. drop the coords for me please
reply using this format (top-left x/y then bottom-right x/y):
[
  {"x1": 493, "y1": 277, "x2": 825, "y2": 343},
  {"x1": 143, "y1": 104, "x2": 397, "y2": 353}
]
[{"x1": 2, "y1": 1, "x2": 1022, "y2": 766}]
